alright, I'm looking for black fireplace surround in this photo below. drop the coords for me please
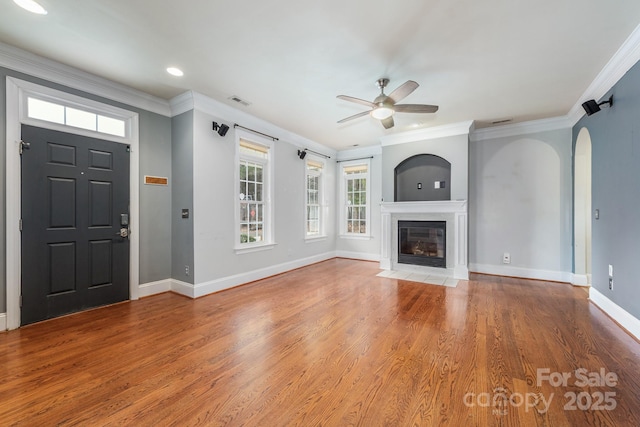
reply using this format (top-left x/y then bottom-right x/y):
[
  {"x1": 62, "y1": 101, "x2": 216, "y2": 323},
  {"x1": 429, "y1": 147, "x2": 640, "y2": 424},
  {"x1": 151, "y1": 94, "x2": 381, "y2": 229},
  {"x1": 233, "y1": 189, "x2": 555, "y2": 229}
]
[{"x1": 398, "y1": 220, "x2": 446, "y2": 268}]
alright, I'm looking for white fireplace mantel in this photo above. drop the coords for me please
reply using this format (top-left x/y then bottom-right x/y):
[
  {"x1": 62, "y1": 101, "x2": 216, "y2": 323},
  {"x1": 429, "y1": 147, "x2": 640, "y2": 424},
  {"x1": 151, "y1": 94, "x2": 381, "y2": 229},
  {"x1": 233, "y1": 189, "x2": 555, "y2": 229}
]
[
  {"x1": 381, "y1": 200, "x2": 467, "y2": 214},
  {"x1": 380, "y1": 200, "x2": 469, "y2": 280}
]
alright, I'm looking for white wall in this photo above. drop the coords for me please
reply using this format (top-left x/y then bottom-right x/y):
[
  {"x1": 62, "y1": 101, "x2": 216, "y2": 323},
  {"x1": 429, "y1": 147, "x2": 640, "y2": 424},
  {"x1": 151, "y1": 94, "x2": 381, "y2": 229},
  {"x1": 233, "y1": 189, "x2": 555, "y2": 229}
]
[
  {"x1": 191, "y1": 109, "x2": 337, "y2": 290},
  {"x1": 469, "y1": 128, "x2": 573, "y2": 280}
]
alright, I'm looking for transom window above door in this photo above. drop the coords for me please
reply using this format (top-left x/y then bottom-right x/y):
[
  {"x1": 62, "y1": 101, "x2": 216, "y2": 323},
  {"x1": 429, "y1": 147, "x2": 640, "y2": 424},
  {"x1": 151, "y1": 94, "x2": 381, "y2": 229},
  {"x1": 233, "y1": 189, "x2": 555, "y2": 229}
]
[{"x1": 26, "y1": 96, "x2": 127, "y2": 138}]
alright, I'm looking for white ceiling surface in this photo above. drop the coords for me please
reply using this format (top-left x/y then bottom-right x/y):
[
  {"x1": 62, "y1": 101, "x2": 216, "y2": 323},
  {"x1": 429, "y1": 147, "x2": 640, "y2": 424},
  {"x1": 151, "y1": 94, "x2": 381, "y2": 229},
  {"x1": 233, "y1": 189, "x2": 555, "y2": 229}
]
[{"x1": 1, "y1": 1, "x2": 640, "y2": 150}]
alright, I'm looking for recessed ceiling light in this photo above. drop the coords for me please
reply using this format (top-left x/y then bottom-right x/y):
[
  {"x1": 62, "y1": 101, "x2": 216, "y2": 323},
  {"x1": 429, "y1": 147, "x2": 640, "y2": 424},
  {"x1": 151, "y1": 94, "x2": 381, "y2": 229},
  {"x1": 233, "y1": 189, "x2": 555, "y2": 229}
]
[
  {"x1": 166, "y1": 67, "x2": 184, "y2": 77},
  {"x1": 13, "y1": 0, "x2": 48, "y2": 15}
]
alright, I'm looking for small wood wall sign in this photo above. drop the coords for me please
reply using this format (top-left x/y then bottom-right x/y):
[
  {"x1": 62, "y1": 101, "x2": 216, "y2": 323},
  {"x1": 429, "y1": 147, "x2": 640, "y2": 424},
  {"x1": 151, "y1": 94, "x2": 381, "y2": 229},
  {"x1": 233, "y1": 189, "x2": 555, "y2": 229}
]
[{"x1": 144, "y1": 175, "x2": 168, "y2": 186}]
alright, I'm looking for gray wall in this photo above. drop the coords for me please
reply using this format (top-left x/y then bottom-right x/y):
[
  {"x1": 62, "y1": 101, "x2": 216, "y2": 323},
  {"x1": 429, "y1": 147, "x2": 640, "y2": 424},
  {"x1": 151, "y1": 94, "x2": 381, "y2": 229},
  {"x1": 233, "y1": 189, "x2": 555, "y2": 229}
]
[
  {"x1": 395, "y1": 154, "x2": 451, "y2": 201},
  {"x1": 573, "y1": 60, "x2": 640, "y2": 319},
  {"x1": 469, "y1": 128, "x2": 572, "y2": 275},
  {"x1": 1, "y1": 66, "x2": 173, "y2": 312},
  {"x1": 139, "y1": 111, "x2": 172, "y2": 283},
  {"x1": 171, "y1": 111, "x2": 195, "y2": 284}
]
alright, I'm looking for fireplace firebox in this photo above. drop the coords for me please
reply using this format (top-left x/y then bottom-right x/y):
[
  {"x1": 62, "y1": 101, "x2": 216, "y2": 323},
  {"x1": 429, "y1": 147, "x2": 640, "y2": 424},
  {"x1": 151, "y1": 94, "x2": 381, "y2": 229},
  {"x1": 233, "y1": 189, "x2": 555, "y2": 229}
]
[{"x1": 398, "y1": 220, "x2": 446, "y2": 268}]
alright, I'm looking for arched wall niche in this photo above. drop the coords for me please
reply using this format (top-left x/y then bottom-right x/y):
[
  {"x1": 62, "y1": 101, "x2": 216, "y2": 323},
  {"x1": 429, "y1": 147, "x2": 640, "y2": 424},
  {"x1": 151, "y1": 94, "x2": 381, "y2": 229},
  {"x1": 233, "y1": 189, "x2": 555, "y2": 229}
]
[{"x1": 394, "y1": 154, "x2": 451, "y2": 202}]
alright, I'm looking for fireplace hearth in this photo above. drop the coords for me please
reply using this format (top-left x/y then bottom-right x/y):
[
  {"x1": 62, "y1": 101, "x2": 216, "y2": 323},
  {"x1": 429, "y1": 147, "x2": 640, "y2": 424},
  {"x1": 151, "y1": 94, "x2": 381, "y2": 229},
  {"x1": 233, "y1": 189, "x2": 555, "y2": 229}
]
[{"x1": 398, "y1": 220, "x2": 446, "y2": 268}]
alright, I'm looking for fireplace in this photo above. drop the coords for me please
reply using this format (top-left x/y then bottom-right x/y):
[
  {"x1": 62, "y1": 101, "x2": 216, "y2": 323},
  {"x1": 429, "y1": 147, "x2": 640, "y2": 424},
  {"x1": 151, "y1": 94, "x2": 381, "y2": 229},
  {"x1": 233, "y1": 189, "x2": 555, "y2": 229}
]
[
  {"x1": 380, "y1": 200, "x2": 468, "y2": 279},
  {"x1": 398, "y1": 221, "x2": 446, "y2": 268}
]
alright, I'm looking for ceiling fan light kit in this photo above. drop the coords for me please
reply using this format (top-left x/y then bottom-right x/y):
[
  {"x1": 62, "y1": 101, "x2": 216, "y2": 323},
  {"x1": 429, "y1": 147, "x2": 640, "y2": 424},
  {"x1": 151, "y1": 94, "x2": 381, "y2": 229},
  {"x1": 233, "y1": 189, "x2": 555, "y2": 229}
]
[
  {"x1": 371, "y1": 106, "x2": 394, "y2": 120},
  {"x1": 337, "y1": 78, "x2": 438, "y2": 129}
]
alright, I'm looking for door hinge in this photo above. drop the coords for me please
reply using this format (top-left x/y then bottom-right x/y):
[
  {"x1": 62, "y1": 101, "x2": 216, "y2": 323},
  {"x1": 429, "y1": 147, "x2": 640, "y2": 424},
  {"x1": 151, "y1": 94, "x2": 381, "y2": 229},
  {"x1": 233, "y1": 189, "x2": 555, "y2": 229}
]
[
  {"x1": 20, "y1": 295, "x2": 23, "y2": 308},
  {"x1": 19, "y1": 218, "x2": 23, "y2": 231},
  {"x1": 19, "y1": 140, "x2": 31, "y2": 155}
]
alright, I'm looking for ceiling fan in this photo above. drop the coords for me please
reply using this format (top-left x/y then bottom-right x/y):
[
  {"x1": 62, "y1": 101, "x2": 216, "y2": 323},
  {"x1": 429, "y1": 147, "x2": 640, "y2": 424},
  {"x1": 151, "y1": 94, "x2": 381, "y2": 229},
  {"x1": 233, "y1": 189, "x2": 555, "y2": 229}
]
[{"x1": 337, "y1": 78, "x2": 438, "y2": 129}]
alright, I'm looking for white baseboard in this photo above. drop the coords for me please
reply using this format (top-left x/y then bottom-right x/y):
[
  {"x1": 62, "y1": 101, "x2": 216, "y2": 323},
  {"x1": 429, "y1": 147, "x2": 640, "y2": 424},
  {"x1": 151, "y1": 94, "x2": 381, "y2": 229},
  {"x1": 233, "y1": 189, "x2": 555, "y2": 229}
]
[
  {"x1": 0, "y1": 313, "x2": 6, "y2": 331},
  {"x1": 192, "y1": 251, "x2": 336, "y2": 298},
  {"x1": 589, "y1": 288, "x2": 640, "y2": 341},
  {"x1": 171, "y1": 279, "x2": 196, "y2": 298},
  {"x1": 469, "y1": 263, "x2": 571, "y2": 283},
  {"x1": 138, "y1": 279, "x2": 173, "y2": 297},
  {"x1": 335, "y1": 251, "x2": 381, "y2": 262},
  {"x1": 571, "y1": 274, "x2": 590, "y2": 287}
]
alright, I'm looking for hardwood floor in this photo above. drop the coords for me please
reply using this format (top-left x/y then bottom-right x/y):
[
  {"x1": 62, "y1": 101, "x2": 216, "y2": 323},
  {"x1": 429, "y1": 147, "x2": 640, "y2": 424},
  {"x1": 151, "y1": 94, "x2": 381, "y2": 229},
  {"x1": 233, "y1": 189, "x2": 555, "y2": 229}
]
[{"x1": 1, "y1": 258, "x2": 640, "y2": 426}]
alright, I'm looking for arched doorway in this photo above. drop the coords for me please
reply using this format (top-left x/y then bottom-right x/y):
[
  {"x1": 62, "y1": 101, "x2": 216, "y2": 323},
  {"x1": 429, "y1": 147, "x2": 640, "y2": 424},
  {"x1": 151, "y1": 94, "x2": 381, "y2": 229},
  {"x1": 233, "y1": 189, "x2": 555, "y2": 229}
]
[{"x1": 574, "y1": 127, "x2": 592, "y2": 285}]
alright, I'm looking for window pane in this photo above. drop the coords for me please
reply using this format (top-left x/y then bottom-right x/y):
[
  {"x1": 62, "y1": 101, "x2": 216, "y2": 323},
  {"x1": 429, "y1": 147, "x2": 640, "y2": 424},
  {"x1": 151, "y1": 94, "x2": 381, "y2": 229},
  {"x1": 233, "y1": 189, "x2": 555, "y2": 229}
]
[
  {"x1": 240, "y1": 163, "x2": 247, "y2": 180},
  {"x1": 28, "y1": 97, "x2": 65, "y2": 124},
  {"x1": 248, "y1": 165, "x2": 256, "y2": 182},
  {"x1": 256, "y1": 165, "x2": 263, "y2": 182},
  {"x1": 247, "y1": 182, "x2": 255, "y2": 201},
  {"x1": 97, "y1": 115, "x2": 126, "y2": 137},
  {"x1": 66, "y1": 107, "x2": 97, "y2": 131},
  {"x1": 248, "y1": 204, "x2": 257, "y2": 221},
  {"x1": 256, "y1": 183, "x2": 263, "y2": 202},
  {"x1": 240, "y1": 203, "x2": 248, "y2": 221}
]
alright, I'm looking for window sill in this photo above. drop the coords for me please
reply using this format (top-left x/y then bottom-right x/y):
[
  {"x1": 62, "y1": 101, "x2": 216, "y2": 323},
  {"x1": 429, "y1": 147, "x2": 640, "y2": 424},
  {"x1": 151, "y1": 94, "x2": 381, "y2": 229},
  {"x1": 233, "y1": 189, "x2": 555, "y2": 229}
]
[
  {"x1": 339, "y1": 234, "x2": 372, "y2": 240},
  {"x1": 234, "y1": 242, "x2": 277, "y2": 255},
  {"x1": 305, "y1": 235, "x2": 327, "y2": 243}
]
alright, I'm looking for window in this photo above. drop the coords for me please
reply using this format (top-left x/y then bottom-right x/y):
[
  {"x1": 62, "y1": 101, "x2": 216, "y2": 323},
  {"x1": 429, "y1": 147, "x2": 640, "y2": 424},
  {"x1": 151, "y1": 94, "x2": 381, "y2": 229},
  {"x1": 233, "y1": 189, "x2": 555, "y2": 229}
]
[
  {"x1": 237, "y1": 136, "x2": 273, "y2": 250},
  {"x1": 305, "y1": 159, "x2": 324, "y2": 237},
  {"x1": 26, "y1": 96, "x2": 127, "y2": 137},
  {"x1": 341, "y1": 160, "x2": 370, "y2": 237}
]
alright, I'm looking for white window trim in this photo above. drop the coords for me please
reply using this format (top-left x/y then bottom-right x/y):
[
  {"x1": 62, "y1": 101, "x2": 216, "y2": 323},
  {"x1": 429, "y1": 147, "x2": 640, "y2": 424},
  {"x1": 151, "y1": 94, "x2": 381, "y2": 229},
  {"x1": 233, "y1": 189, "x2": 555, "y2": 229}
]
[
  {"x1": 5, "y1": 77, "x2": 140, "y2": 330},
  {"x1": 234, "y1": 129, "x2": 275, "y2": 253},
  {"x1": 339, "y1": 158, "x2": 372, "y2": 239},
  {"x1": 304, "y1": 154, "x2": 327, "y2": 240}
]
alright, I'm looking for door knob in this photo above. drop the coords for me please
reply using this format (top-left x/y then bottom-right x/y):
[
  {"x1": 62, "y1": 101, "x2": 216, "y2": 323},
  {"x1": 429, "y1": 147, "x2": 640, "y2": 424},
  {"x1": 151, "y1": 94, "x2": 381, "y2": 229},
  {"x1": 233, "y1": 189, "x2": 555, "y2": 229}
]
[{"x1": 116, "y1": 228, "x2": 129, "y2": 238}]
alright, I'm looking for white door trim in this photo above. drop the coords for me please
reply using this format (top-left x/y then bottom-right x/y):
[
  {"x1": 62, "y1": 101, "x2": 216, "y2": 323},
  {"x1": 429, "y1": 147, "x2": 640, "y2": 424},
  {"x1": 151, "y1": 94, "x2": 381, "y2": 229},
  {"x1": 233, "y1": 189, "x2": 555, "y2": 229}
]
[{"x1": 5, "y1": 77, "x2": 140, "y2": 330}]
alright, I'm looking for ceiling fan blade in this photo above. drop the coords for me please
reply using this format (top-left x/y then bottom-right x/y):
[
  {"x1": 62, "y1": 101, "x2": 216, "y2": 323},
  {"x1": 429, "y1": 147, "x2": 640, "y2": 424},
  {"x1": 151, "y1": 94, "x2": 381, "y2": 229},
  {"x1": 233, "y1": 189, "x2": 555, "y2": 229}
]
[
  {"x1": 387, "y1": 80, "x2": 419, "y2": 103},
  {"x1": 381, "y1": 116, "x2": 394, "y2": 129},
  {"x1": 337, "y1": 110, "x2": 371, "y2": 124},
  {"x1": 394, "y1": 104, "x2": 439, "y2": 113},
  {"x1": 337, "y1": 95, "x2": 376, "y2": 108}
]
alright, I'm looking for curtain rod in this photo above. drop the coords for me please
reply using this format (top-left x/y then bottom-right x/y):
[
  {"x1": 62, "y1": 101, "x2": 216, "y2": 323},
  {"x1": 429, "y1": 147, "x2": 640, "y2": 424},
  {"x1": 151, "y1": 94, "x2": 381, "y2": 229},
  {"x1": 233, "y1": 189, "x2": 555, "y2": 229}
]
[
  {"x1": 336, "y1": 156, "x2": 374, "y2": 163},
  {"x1": 304, "y1": 148, "x2": 331, "y2": 159},
  {"x1": 234, "y1": 124, "x2": 279, "y2": 141}
]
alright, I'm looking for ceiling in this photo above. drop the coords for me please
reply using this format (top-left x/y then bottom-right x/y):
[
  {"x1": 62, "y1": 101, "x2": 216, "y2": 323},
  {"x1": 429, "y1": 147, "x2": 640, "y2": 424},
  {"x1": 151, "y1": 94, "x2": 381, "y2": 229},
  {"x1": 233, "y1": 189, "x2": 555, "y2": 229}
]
[{"x1": 2, "y1": 1, "x2": 640, "y2": 150}]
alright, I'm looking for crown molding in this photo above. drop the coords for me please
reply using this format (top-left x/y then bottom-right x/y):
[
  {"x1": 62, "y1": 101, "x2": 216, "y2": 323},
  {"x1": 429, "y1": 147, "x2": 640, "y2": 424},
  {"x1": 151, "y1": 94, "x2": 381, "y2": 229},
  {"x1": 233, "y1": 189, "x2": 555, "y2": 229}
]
[
  {"x1": 169, "y1": 90, "x2": 195, "y2": 117},
  {"x1": 470, "y1": 115, "x2": 572, "y2": 142},
  {"x1": 568, "y1": 22, "x2": 640, "y2": 126},
  {"x1": 171, "y1": 90, "x2": 335, "y2": 156},
  {"x1": 379, "y1": 120, "x2": 474, "y2": 146},
  {"x1": 0, "y1": 41, "x2": 171, "y2": 117}
]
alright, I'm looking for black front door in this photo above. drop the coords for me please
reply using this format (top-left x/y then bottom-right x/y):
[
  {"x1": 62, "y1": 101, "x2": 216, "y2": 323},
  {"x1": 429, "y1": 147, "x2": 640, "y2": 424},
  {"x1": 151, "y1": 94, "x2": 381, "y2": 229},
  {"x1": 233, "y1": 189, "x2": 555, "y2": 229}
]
[{"x1": 20, "y1": 125, "x2": 130, "y2": 325}]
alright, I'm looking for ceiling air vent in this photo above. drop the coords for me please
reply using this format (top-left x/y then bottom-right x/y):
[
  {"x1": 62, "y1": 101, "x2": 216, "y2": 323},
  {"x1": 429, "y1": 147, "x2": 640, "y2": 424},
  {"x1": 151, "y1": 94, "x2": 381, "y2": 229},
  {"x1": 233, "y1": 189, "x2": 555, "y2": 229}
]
[
  {"x1": 491, "y1": 118, "x2": 512, "y2": 125},
  {"x1": 228, "y1": 95, "x2": 251, "y2": 107}
]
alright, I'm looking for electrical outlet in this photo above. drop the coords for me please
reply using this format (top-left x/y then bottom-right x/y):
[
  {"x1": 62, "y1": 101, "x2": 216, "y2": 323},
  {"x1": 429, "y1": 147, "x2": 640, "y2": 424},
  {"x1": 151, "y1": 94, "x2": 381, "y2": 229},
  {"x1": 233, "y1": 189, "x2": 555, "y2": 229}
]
[
  {"x1": 503, "y1": 253, "x2": 511, "y2": 264},
  {"x1": 185, "y1": 265, "x2": 190, "y2": 276}
]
